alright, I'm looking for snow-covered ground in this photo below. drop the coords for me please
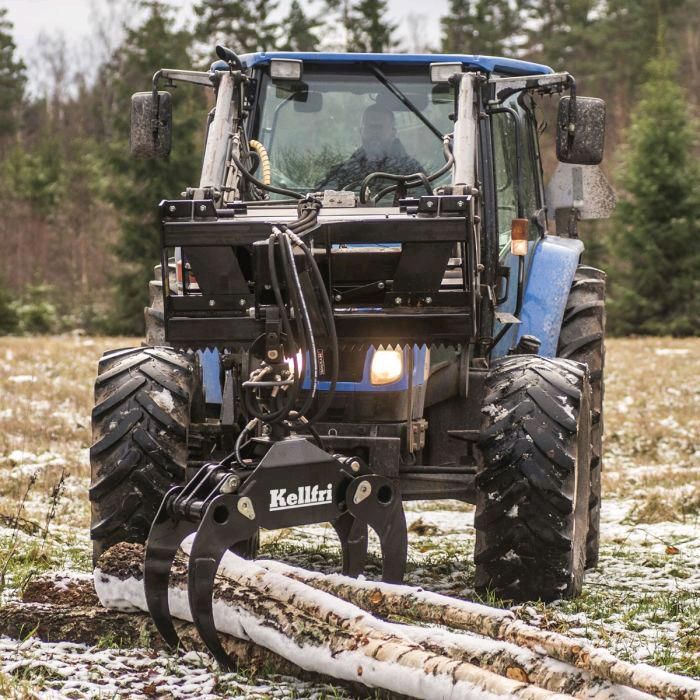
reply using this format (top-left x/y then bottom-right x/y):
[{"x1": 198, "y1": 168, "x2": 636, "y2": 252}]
[{"x1": 0, "y1": 336, "x2": 698, "y2": 697}]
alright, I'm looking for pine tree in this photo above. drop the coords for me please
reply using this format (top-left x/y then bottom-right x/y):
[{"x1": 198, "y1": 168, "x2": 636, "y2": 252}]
[
  {"x1": 195, "y1": 0, "x2": 280, "y2": 53},
  {"x1": 106, "y1": 1, "x2": 203, "y2": 334},
  {"x1": 441, "y1": 0, "x2": 523, "y2": 56},
  {"x1": 345, "y1": 0, "x2": 398, "y2": 53},
  {"x1": 279, "y1": 0, "x2": 320, "y2": 51},
  {"x1": 0, "y1": 9, "x2": 26, "y2": 144},
  {"x1": 608, "y1": 49, "x2": 700, "y2": 336}
]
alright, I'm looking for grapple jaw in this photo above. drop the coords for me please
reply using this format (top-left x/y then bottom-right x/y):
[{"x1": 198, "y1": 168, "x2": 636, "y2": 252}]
[{"x1": 144, "y1": 437, "x2": 407, "y2": 668}]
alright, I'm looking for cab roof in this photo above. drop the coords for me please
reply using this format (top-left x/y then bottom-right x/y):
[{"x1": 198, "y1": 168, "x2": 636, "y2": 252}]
[{"x1": 236, "y1": 51, "x2": 553, "y2": 77}]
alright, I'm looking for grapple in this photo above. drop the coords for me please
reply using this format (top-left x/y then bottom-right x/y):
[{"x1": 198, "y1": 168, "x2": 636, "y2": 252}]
[{"x1": 143, "y1": 436, "x2": 407, "y2": 669}]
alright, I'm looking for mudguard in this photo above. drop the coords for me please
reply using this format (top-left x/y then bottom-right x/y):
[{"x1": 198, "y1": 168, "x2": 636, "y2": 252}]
[{"x1": 517, "y1": 235, "x2": 584, "y2": 357}]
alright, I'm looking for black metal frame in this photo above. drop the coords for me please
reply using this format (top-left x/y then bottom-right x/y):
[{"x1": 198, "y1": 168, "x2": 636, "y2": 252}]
[{"x1": 160, "y1": 194, "x2": 479, "y2": 349}]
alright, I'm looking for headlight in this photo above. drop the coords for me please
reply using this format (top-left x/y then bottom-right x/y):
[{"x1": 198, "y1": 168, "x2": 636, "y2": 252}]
[
  {"x1": 285, "y1": 350, "x2": 303, "y2": 375},
  {"x1": 370, "y1": 349, "x2": 403, "y2": 385}
]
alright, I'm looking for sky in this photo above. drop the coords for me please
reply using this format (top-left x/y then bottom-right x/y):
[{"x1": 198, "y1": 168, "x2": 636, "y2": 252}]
[{"x1": 3, "y1": 0, "x2": 450, "y2": 79}]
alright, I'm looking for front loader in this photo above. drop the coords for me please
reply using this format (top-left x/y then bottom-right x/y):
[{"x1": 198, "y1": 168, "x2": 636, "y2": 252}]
[{"x1": 89, "y1": 47, "x2": 614, "y2": 669}]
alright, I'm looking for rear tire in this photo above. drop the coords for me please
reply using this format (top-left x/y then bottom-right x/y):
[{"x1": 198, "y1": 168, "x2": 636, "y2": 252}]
[
  {"x1": 474, "y1": 355, "x2": 591, "y2": 602},
  {"x1": 558, "y1": 265, "x2": 606, "y2": 569},
  {"x1": 89, "y1": 346, "x2": 199, "y2": 564}
]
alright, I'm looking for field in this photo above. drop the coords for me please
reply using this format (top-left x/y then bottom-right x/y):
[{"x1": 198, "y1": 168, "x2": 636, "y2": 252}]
[{"x1": 0, "y1": 336, "x2": 698, "y2": 698}]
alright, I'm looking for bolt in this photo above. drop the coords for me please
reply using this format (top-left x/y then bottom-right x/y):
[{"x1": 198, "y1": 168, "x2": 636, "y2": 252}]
[
  {"x1": 239, "y1": 298, "x2": 247, "y2": 307},
  {"x1": 220, "y1": 474, "x2": 240, "y2": 494},
  {"x1": 394, "y1": 296, "x2": 402, "y2": 305},
  {"x1": 208, "y1": 299, "x2": 216, "y2": 307},
  {"x1": 377, "y1": 282, "x2": 385, "y2": 290},
  {"x1": 237, "y1": 497, "x2": 255, "y2": 520},
  {"x1": 425, "y1": 296, "x2": 432, "y2": 304},
  {"x1": 268, "y1": 349, "x2": 279, "y2": 361},
  {"x1": 353, "y1": 480, "x2": 372, "y2": 505},
  {"x1": 350, "y1": 460, "x2": 361, "y2": 473},
  {"x1": 334, "y1": 294, "x2": 342, "y2": 302}
]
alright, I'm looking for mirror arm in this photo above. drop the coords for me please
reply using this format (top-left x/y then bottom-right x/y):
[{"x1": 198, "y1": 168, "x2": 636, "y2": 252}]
[
  {"x1": 563, "y1": 76, "x2": 577, "y2": 160},
  {"x1": 150, "y1": 70, "x2": 164, "y2": 145}
]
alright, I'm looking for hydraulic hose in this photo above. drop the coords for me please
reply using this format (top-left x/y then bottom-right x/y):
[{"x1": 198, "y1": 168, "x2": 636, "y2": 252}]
[
  {"x1": 248, "y1": 140, "x2": 271, "y2": 185},
  {"x1": 230, "y1": 150, "x2": 304, "y2": 199}
]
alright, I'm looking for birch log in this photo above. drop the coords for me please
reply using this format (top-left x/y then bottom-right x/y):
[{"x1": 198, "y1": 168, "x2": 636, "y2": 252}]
[
  {"x1": 259, "y1": 560, "x2": 700, "y2": 700},
  {"x1": 95, "y1": 543, "x2": 572, "y2": 700},
  {"x1": 17, "y1": 571, "x2": 652, "y2": 700}
]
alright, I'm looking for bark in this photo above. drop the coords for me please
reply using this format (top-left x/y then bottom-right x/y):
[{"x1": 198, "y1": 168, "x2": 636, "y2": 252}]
[
  {"x1": 95, "y1": 543, "x2": 572, "y2": 700},
  {"x1": 259, "y1": 560, "x2": 700, "y2": 700}
]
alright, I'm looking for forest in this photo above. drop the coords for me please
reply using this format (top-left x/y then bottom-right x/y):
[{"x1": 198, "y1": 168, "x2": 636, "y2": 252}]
[{"x1": 0, "y1": 0, "x2": 698, "y2": 337}]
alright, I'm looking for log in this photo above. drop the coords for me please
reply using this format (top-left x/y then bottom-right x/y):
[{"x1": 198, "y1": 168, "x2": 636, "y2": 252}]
[
  {"x1": 18, "y1": 572, "x2": 652, "y2": 700},
  {"x1": 95, "y1": 543, "x2": 573, "y2": 700},
  {"x1": 259, "y1": 560, "x2": 700, "y2": 700}
]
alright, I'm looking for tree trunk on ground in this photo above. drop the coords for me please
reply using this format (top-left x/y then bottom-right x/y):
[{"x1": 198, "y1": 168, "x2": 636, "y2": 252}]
[
  {"x1": 4, "y1": 546, "x2": 698, "y2": 700},
  {"x1": 259, "y1": 560, "x2": 700, "y2": 700},
  {"x1": 94, "y1": 543, "x2": 573, "y2": 700}
]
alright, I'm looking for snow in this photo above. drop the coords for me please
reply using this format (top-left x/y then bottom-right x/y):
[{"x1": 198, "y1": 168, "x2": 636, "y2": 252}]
[
  {"x1": 152, "y1": 388, "x2": 175, "y2": 413},
  {"x1": 654, "y1": 348, "x2": 690, "y2": 356},
  {"x1": 0, "y1": 636, "x2": 344, "y2": 699},
  {"x1": 8, "y1": 374, "x2": 36, "y2": 384}
]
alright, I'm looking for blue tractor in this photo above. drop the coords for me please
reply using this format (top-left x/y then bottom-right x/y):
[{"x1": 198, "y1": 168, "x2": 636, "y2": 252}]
[{"x1": 90, "y1": 48, "x2": 614, "y2": 667}]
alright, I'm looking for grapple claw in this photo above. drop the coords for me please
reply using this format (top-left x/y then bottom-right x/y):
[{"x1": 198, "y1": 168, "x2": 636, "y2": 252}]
[
  {"x1": 144, "y1": 486, "x2": 197, "y2": 650},
  {"x1": 332, "y1": 513, "x2": 368, "y2": 577},
  {"x1": 143, "y1": 441, "x2": 409, "y2": 669},
  {"x1": 187, "y1": 494, "x2": 257, "y2": 671},
  {"x1": 347, "y1": 475, "x2": 408, "y2": 583}
]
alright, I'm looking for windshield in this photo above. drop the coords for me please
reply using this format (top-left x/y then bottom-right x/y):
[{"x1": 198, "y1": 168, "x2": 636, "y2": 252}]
[{"x1": 253, "y1": 64, "x2": 454, "y2": 203}]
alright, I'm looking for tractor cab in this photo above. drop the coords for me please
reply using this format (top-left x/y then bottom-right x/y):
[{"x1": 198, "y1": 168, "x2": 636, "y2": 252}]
[{"x1": 215, "y1": 52, "x2": 558, "y2": 207}]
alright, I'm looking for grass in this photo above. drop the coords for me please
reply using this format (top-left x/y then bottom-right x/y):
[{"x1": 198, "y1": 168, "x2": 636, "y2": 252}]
[{"x1": 0, "y1": 335, "x2": 698, "y2": 695}]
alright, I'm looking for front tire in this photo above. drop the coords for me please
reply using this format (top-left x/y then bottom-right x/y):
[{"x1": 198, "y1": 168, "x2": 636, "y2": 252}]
[
  {"x1": 89, "y1": 346, "x2": 198, "y2": 564},
  {"x1": 474, "y1": 355, "x2": 591, "y2": 602}
]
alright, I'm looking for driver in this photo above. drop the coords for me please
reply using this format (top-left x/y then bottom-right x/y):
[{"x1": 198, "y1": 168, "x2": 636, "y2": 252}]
[{"x1": 315, "y1": 104, "x2": 423, "y2": 191}]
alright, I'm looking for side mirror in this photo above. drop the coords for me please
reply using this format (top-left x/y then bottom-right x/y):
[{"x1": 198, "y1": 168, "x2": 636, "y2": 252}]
[
  {"x1": 130, "y1": 91, "x2": 172, "y2": 159},
  {"x1": 556, "y1": 96, "x2": 605, "y2": 165}
]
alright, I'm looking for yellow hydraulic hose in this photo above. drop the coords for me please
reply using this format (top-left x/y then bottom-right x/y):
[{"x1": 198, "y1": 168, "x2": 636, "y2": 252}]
[{"x1": 249, "y1": 139, "x2": 271, "y2": 186}]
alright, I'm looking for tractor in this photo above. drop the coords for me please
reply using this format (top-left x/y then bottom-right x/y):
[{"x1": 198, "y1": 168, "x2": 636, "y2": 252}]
[{"x1": 89, "y1": 47, "x2": 614, "y2": 668}]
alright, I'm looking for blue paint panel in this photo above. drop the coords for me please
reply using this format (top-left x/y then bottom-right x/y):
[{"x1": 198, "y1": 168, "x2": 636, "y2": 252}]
[
  {"x1": 307, "y1": 345, "x2": 428, "y2": 393},
  {"x1": 516, "y1": 236, "x2": 584, "y2": 357},
  {"x1": 199, "y1": 348, "x2": 223, "y2": 404},
  {"x1": 223, "y1": 52, "x2": 552, "y2": 76},
  {"x1": 491, "y1": 241, "x2": 539, "y2": 358}
]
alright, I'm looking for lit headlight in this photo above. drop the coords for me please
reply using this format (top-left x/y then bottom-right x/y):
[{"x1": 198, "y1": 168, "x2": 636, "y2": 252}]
[
  {"x1": 370, "y1": 349, "x2": 403, "y2": 385},
  {"x1": 286, "y1": 351, "x2": 303, "y2": 375}
]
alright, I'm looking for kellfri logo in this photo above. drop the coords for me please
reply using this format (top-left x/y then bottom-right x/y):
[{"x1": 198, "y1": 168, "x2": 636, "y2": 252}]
[{"x1": 269, "y1": 483, "x2": 333, "y2": 511}]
